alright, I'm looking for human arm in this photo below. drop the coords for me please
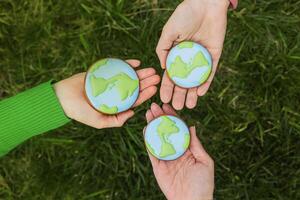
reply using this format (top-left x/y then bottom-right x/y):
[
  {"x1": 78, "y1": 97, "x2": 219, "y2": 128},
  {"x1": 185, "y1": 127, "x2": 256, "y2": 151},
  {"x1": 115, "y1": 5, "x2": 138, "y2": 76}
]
[
  {"x1": 0, "y1": 59, "x2": 160, "y2": 157},
  {"x1": 0, "y1": 81, "x2": 71, "y2": 157},
  {"x1": 156, "y1": 0, "x2": 232, "y2": 110},
  {"x1": 145, "y1": 103, "x2": 214, "y2": 200},
  {"x1": 54, "y1": 59, "x2": 160, "y2": 129}
]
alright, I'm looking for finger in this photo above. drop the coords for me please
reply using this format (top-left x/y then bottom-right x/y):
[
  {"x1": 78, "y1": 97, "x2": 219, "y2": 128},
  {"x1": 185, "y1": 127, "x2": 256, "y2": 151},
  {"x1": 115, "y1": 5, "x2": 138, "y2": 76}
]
[
  {"x1": 126, "y1": 59, "x2": 141, "y2": 68},
  {"x1": 150, "y1": 103, "x2": 164, "y2": 117},
  {"x1": 162, "y1": 104, "x2": 177, "y2": 116},
  {"x1": 140, "y1": 75, "x2": 160, "y2": 91},
  {"x1": 156, "y1": 26, "x2": 178, "y2": 68},
  {"x1": 145, "y1": 109, "x2": 154, "y2": 123},
  {"x1": 137, "y1": 68, "x2": 156, "y2": 79},
  {"x1": 133, "y1": 86, "x2": 157, "y2": 107},
  {"x1": 189, "y1": 126, "x2": 213, "y2": 165},
  {"x1": 160, "y1": 72, "x2": 174, "y2": 103},
  {"x1": 197, "y1": 81, "x2": 211, "y2": 96},
  {"x1": 172, "y1": 86, "x2": 187, "y2": 110},
  {"x1": 101, "y1": 110, "x2": 134, "y2": 128},
  {"x1": 115, "y1": 110, "x2": 135, "y2": 127},
  {"x1": 186, "y1": 88, "x2": 198, "y2": 109}
]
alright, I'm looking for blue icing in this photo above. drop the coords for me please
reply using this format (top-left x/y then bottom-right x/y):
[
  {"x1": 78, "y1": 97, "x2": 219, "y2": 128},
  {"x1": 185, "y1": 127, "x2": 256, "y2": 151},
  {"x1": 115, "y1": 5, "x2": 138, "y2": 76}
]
[
  {"x1": 166, "y1": 42, "x2": 212, "y2": 88},
  {"x1": 172, "y1": 66, "x2": 211, "y2": 88},
  {"x1": 145, "y1": 117, "x2": 163, "y2": 156},
  {"x1": 145, "y1": 115, "x2": 190, "y2": 161},
  {"x1": 85, "y1": 58, "x2": 139, "y2": 114}
]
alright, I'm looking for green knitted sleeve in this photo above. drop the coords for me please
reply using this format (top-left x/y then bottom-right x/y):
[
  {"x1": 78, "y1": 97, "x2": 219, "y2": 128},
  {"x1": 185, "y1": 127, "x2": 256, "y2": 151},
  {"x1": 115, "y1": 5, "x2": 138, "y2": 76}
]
[{"x1": 0, "y1": 81, "x2": 71, "y2": 157}]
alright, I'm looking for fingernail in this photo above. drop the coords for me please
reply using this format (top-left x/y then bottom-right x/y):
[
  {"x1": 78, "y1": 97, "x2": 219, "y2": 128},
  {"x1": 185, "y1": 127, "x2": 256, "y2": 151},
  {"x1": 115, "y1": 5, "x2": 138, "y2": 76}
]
[
  {"x1": 191, "y1": 126, "x2": 196, "y2": 132},
  {"x1": 145, "y1": 109, "x2": 150, "y2": 116},
  {"x1": 151, "y1": 102, "x2": 157, "y2": 107}
]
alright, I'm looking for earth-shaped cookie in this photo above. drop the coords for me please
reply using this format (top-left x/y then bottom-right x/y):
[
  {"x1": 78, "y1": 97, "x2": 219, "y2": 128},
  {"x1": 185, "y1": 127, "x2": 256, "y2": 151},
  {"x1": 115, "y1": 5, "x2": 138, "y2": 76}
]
[
  {"x1": 166, "y1": 41, "x2": 212, "y2": 88},
  {"x1": 144, "y1": 115, "x2": 190, "y2": 161},
  {"x1": 84, "y1": 58, "x2": 139, "y2": 114}
]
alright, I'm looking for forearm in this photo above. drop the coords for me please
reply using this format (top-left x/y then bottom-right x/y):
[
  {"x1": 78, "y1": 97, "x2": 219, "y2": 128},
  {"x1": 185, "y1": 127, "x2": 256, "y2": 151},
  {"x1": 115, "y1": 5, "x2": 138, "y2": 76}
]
[{"x1": 0, "y1": 81, "x2": 70, "y2": 157}]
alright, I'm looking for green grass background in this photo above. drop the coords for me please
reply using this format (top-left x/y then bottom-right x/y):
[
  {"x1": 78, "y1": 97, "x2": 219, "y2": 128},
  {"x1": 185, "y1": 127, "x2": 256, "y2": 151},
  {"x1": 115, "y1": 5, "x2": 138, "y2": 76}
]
[{"x1": 0, "y1": 0, "x2": 300, "y2": 199}]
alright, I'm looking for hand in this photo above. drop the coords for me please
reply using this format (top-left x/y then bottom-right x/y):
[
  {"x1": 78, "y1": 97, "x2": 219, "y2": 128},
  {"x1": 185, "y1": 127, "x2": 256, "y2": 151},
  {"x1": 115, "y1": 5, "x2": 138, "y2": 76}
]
[
  {"x1": 145, "y1": 103, "x2": 214, "y2": 200},
  {"x1": 156, "y1": 0, "x2": 230, "y2": 110},
  {"x1": 54, "y1": 59, "x2": 160, "y2": 129}
]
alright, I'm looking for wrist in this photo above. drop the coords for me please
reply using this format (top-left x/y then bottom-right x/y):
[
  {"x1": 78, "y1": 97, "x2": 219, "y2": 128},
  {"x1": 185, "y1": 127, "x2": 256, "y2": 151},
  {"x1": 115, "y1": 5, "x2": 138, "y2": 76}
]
[
  {"x1": 185, "y1": 0, "x2": 230, "y2": 10},
  {"x1": 53, "y1": 81, "x2": 73, "y2": 119},
  {"x1": 169, "y1": 193, "x2": 213, "y2": 200}
]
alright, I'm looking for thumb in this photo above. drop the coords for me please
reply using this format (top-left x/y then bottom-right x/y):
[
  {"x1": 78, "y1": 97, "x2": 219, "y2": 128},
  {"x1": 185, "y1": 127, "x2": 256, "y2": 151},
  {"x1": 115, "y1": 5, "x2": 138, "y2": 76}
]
[
  {"x1": 114, "y1": 110, "x2": 135, "y2": 127},
  {"x1": 156, "y1": 26, "x2": 178, "y2": 69},
  {"x1": 189, "y1": 126, "x2": 213, "y2": 165}
]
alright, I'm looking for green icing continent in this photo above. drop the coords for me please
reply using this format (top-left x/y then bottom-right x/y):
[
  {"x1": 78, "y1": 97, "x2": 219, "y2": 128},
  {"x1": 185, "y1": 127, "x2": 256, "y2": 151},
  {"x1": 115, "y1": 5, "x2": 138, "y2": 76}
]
[
  {"x1": 99, "y1": 104, "x2": 118, "y2": 114},
  {"x1": 178, "y1": 41, "x2": 194, "y2": 49},
  {"x1": 90, "y1": 73, "x2": 139, "y2": 100},
  {"x1": 157, "y1": 116, "x2": 179, "y2": 158},
  {"x1": 168, "y1": 51, "x2": 210, "y2": 83},
  {"x1": 90, "y1": 59, "x2": 108, "y2": 73},
  {"x1": 183, "y1": 134, "x2": 190, "y2": 149},
  {"x1": 90, "y1": 75, "x2": 113, "y2": 97}
]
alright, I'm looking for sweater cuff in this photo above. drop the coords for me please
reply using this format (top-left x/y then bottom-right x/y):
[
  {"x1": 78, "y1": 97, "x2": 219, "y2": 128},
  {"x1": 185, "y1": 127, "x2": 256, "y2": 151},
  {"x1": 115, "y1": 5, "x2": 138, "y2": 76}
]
[
  {"x1": 0, "y1": 81, "x2": 71, "y2": 157},
  {"x1": 229, "y1": 0, "x2": 238, "y2": 9}
]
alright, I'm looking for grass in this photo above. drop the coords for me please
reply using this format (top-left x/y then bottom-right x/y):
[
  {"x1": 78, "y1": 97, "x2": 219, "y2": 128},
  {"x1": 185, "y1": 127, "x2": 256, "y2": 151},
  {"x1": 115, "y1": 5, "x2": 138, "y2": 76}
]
[{"x1": 0, "y1": 0, "x2": 300, "y2": 199}]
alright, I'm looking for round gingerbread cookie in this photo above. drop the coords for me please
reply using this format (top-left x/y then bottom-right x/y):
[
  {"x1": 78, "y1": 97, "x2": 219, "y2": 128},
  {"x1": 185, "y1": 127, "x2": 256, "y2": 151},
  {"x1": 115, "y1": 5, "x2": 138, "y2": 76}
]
[
  {"x1": 166, "y1": 41, "x2": 212, "y2": 88},
  {"x1": 84, "y1": 58, "x2": 139, "y2": 114},
  {"x1": 144, "y1": 115, "x2": 190, "y2": 161}
]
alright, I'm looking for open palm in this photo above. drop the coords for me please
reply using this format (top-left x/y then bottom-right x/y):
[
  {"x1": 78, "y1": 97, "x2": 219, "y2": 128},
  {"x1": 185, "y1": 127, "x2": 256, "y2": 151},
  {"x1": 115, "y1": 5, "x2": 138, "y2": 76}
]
[
  {"x1": 54, "y1": 59, "x2": 160, "y2": 129},
  {"x1": 156, "y1": 0, "x2": 230, "y2": 110},
  {"x1": 145, "y1": 103, "x2": 214, "y2": 200}
]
